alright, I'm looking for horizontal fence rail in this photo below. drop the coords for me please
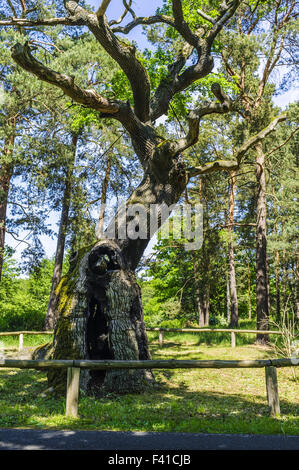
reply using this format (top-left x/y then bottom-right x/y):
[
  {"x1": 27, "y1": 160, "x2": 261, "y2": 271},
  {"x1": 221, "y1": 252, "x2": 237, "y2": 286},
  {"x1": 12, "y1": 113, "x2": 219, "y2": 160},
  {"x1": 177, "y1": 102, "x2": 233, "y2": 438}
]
[
  {"x1": 0, "y1": 331, "x2": 53, "y2": 351},
  {"x1": 146, "y1": 327, "x2": 284, "y2": 348},
  {"x1": 0, "y1": 358, "x2": 298, "y2": 419},
  {"x1": 147, "y1": 328, "x2": 283, "y2": 333},
  {"x1": 0, "y1": 358, "x2": 296, "y2": 369},
  {"x1": 0, "y1": 331, "x2": 54, "y2": 336},
  {"x1": 0, "y1": 328, "x2": 284, "y2": 350}
]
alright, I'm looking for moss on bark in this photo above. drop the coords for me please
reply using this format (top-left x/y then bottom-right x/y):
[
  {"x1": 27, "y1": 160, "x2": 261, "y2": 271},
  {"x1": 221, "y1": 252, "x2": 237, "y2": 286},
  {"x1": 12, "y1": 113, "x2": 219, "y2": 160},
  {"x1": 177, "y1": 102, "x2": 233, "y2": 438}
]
[{"x1": 32, "y1": 342, "x2": 53, "y2": 361}]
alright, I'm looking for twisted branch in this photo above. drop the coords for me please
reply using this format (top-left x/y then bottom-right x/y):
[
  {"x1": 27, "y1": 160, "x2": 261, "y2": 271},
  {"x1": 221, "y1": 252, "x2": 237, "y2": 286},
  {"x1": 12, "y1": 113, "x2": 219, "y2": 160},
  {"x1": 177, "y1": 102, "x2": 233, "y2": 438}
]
[
  {"x1": 176, "y1": 83, "x2": 233, "y2": 152},
  {"x1": 187, "y1": 114, "x2": 287, "y2": 178},
  {"x1": 11, "y1": 42, "x2": 121, "y2": 114}
]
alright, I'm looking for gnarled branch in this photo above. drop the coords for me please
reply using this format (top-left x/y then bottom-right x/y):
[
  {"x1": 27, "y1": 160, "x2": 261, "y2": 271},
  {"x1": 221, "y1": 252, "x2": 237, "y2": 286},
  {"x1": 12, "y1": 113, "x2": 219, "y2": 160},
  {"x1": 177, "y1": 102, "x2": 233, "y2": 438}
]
[
  {"x1": 96, "y1": 0, "x2": 112, "y2": 18},
  {"x1": 150, "y1": 2, "x2": 241, "y2": 121},
  {"x1": 172, "y1": 0, "x2": 201, "y2": 48},
  {"x1": 206, "y1": 1, "x2": 241, "y2": 45},
  {"x1": 176, "y1": 83, "x2": 233, "y2": 152},
  {"x1": 11, "y1": 42, "x2": 121, "y2": 114},
  {"x1": 4, "y1": 0, "x2": 241, "y2": 126},
  {"x1": 187, "y1": 114, "x2": 287, "y2": 179},
  {"x1": 188, "y1": 160, "x2": 239, "y2": 177},
  {"x1": 0, "y1": 16, "x2": 80, "y2": 26},
  {"x1": 87, "y1": 14, "x2": 151, "y2": 123},
  {"x1": 196, "y1": 9, "x2": 216, "y2": 25},
  {"x1": 111, "y1": 14, "x2": 175, "y2": 34},
  {"x1": 235, "y1": 114, "x2": 287, "y2": 163},
  {"x1": 109, "y1": 0, "x2": 134, "y2": 26}
]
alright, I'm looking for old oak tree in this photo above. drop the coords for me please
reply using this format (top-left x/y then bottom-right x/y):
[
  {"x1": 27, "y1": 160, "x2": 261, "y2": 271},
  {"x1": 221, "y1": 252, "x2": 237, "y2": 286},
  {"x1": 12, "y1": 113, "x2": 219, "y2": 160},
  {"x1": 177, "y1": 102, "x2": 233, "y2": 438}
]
[{"x1": 2, "y1": 0, "x2": 286, "y2": 394}]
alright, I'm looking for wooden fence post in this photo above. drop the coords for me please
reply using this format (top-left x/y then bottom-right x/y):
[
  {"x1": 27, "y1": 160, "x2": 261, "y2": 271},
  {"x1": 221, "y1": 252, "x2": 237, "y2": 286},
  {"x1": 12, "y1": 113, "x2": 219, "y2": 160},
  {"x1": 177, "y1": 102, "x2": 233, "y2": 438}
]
[
  {"x1": 19, "y1": 334, "x2": 23, "y2": 351},
  {"x1": 159, "y1": 330, "x2": 164, "y2": 347},
  {"x1": 265, "y1": 366, "x2": 280, "y2": 416},
  {"x1": 66, "y1": 367, "x2": 80, "y2": 418},
  {"x1": 231, "y1": 331, "x2": 236, "y2": 348}
]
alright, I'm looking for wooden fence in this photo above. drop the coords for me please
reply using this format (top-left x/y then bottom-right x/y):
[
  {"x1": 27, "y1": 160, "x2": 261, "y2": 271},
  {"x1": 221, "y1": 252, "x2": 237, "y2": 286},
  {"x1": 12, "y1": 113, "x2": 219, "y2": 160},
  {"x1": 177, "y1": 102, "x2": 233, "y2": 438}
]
[
  {"x1": 0, "y1": 331, "x2": 53, "y2": 351},
  {"x1": 0, "y1": 357, "x2": 297, "y2": 419},
  {"x1": 0, "y1": 328, "x2": 284, "y2": 351},
  {"x1": 146, "y1": 327, "x2": 283, "y2": 348}
]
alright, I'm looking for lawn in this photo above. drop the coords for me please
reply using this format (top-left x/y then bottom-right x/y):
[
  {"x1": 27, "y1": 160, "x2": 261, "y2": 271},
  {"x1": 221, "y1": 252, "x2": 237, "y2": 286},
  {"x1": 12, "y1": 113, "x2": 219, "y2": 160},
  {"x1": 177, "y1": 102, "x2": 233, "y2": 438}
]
[{"x1": 0, "y1": 333, "x2": 298, "y2": 434}]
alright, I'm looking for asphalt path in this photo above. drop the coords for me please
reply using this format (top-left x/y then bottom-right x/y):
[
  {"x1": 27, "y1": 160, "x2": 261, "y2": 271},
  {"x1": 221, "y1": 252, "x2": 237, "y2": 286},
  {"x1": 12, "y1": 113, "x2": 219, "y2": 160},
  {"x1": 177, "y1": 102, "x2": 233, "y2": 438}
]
[{"x1": 0, "y1": 429, "x2": 298, "y2": 450}]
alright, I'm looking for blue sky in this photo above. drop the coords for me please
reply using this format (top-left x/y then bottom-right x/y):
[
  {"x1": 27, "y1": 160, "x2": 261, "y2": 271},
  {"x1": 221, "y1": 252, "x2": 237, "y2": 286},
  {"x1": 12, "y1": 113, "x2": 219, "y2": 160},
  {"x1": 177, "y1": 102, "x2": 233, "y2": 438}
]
[
  {"x1": 88, "y1": 0, "x2": 161, "y2": 47},
  {"x1": 89, "y1": 1, "x2": 161, "y2": 21}
]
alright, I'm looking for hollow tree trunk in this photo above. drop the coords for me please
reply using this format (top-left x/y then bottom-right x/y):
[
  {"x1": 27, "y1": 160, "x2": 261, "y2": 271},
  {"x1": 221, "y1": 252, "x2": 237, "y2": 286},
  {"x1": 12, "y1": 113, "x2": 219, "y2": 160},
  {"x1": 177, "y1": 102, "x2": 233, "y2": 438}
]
[
  {"x1": 255, "y1": 142, "x2": 270, "y2": 343},
  {"x1": 48, "y1": 167, "x2": 187, "y2": 395},
  {"x1": 0, "y1": 132, "x2": 15, "y2": 281},
  {"x1": 228, "y1": 170, "x2": 238, "y2": 327},
  {"x1": 44, "y1": 133, "x2": 78, "y2": 330}
]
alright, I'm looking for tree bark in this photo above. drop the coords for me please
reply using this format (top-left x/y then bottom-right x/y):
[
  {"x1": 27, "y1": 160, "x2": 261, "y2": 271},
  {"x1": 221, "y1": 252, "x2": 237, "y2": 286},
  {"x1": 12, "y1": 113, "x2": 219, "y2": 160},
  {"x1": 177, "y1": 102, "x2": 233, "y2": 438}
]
[
  {"x1": 203, "y1": 287, "x2": 210, "y2": 326},
  {"x1": 247, "y1": 257, "x2": 252, "y2": 320},
  {"x1": 0, "y1": 131, "x2": 16, "y2": 281},
  {"x1": 295, "y1": 248, "x2": 299, "y2": 321},
  {"x1": 226, "y1": 274, "x2": 231, "y2": 323},
  {"x1": 44, "y1": 133, "x2": 78, "y2": 330},
  {"x1": 275, "y1": 249, "x2": 281, "y2": 322},
  {"x1": 97, "y1": 151, "x2": 111, "y2": 239},
  {"x1": 255, "y1": 142, "x2": 270, "y2": 343},
  {"x1": 192, "y1": 253, "x2": 204, "y2": 327},
  {"x1": 282, "y1": 246, "x2": 287, "y2": 313},
  {"x1": 228, "y1": 170, "x2": 238, "y2": 327},
  {"x1": 187, "y1": 184, "x2": 205, "y2": 327}
]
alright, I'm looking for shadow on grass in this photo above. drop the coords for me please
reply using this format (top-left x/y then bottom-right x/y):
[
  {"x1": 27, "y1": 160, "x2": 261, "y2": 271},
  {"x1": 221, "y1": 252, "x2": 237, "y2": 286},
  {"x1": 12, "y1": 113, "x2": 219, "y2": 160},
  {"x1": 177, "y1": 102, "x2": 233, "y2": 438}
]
[{"x1": 0, "y1": 368, "x2": 298, "y2": 434}]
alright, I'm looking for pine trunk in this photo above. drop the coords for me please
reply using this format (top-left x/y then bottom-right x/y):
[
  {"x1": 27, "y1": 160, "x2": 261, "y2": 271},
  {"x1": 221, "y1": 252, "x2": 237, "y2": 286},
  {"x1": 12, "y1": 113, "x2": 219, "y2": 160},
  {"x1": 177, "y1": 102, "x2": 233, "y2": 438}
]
[
  {"x1": 275, "y1": 250, "x2": 281, "y2": 322},
  {"x1": 226, "y1": 275, "x2": 231, "y2": 323},
  {"x1": 228, "y1": 171, "x2": 238, "y2": 327},
  {"x1": 0, "y1": 132, "x2": 15, "y2": 281},
  {"x1": 203, "y1": 287, "x2": 210, "y2": 326},
  {"x1": 248, "y1": 258, "x2": 252, "y2": 320},
  {"x1": 255, "y1": 142, "x2": 270, "y2": 344},
  {"x1": 97, "y1": 151, "x2": 111, "y2": 239},
  {"x1": 44, "y1": 134, "x2": 78, "y2": 330},
  {"x1": 192, "y1": 253, "x2": 204, "y2": 327},
  {"x1": 296, "y1": 248, "x2": 299, "y2": 320}
]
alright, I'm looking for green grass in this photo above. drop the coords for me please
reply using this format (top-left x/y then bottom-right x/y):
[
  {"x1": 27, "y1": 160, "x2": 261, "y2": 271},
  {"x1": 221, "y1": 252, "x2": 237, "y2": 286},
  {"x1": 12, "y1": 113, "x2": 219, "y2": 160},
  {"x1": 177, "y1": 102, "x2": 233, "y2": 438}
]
[
  {"x1": 0, "y1": 334, "x2": 53, "y2": 348},
  {"x1": 0, "y1": 334, "x2": 298, "y2": 434}
]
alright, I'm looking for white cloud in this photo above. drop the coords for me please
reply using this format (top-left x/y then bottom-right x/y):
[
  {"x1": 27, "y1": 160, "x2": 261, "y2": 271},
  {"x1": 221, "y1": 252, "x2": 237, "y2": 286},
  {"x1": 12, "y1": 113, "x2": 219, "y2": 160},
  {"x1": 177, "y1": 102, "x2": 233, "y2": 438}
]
[{"x1": 273, "y1": 87, "x2": 299, "y2": 109}]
